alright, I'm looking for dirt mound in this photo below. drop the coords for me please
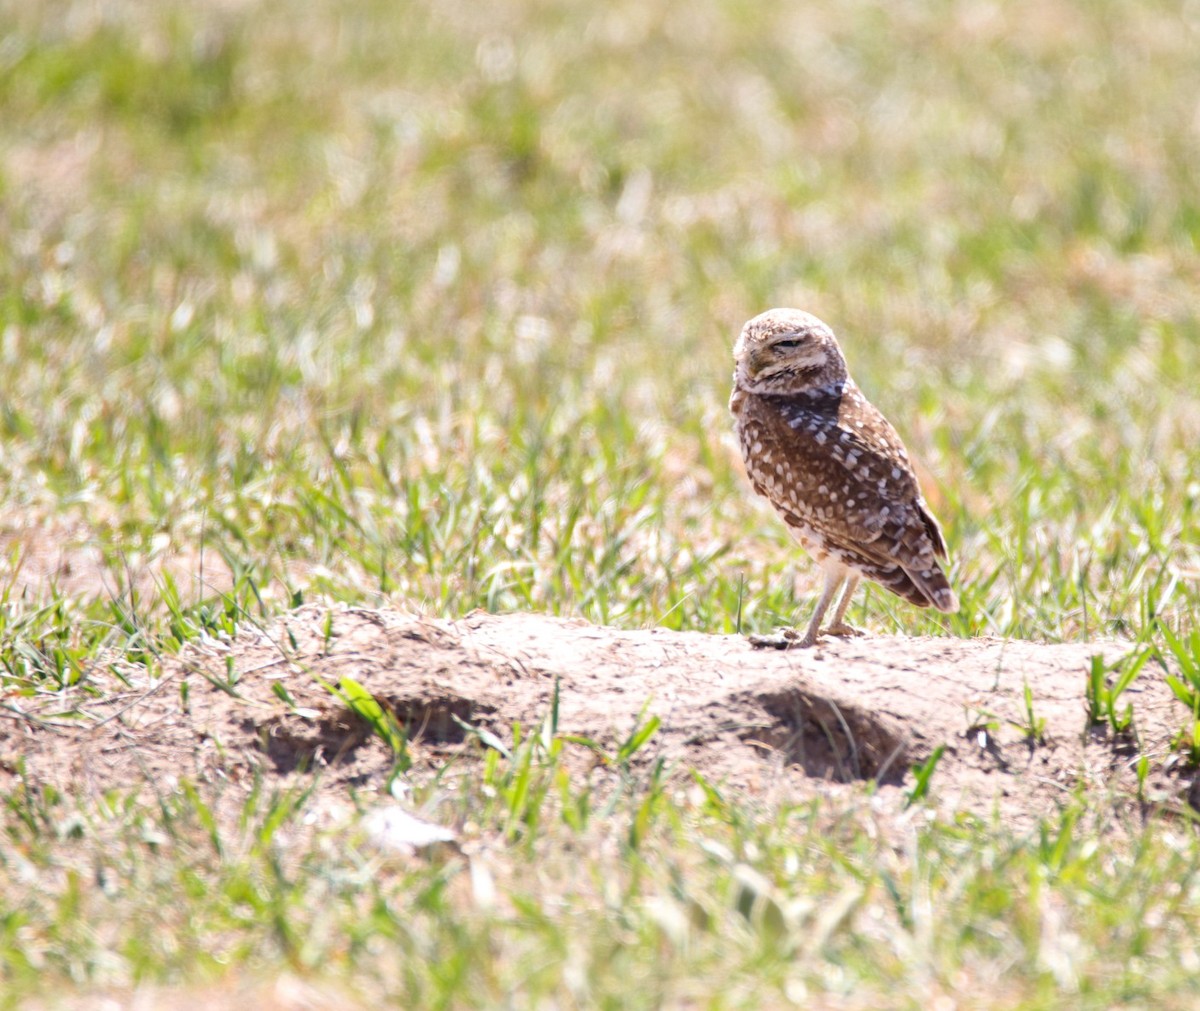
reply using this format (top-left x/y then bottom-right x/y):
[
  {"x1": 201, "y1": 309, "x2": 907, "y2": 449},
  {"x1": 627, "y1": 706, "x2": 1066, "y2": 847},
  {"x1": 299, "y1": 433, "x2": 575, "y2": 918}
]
[{"x1": 2, "y1": 606, "x2": 1192, "y2": 821}]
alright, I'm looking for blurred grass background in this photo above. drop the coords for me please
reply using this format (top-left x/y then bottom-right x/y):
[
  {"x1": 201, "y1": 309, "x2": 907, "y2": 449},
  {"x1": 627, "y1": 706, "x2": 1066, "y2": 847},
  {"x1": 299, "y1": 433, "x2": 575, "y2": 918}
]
[
  {"x1": 5, "y1": 0, "x2": 1200, "y2": 1003},
  {"x1": 2, "y1": 0, "x2": 1198, "y2": 651}
]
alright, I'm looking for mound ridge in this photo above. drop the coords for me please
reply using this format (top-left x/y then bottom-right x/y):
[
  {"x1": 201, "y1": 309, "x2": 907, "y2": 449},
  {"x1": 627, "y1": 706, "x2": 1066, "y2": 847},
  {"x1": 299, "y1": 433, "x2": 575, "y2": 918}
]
[{"x1": 2, "y1": 606, "x2": 1191, "y2": 821}]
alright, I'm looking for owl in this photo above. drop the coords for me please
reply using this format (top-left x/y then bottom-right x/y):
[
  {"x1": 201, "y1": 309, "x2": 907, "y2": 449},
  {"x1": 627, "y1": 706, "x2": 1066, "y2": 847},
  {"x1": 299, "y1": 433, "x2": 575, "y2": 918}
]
[{"x1": 729, "y1": 308, "x2": 957, "y2": 648}]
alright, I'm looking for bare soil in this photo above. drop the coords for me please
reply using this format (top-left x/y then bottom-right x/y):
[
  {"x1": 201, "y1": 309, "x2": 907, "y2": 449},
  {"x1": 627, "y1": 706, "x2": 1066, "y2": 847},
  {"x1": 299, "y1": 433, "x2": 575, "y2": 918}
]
[{"x1": 2, "y1": 606, "x2": 1194, "y2": 824}]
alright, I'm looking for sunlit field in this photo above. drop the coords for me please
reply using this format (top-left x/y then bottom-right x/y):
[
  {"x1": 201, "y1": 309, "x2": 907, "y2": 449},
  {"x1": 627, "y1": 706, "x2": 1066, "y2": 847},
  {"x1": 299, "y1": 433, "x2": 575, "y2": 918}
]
[{"x1": 3, "y1": 0, "x2": 1200, "y2": 1004}]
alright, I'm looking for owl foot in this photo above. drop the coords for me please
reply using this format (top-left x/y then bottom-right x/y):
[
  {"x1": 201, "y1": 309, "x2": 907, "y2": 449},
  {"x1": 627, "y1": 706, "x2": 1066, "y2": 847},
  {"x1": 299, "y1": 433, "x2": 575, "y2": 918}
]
[
  {"x1": 748, "y1": 628, "x2": 818, "y2": 649},
  {"x1": 823, "y1": 622, "x2": 864, "y2": 638}
]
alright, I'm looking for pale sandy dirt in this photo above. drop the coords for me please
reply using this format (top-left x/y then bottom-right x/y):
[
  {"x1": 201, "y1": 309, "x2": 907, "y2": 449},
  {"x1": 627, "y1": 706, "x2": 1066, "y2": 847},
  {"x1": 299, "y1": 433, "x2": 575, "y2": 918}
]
[{"x1": 3, "y1": 605, "x2": 1194, "y2": 824}]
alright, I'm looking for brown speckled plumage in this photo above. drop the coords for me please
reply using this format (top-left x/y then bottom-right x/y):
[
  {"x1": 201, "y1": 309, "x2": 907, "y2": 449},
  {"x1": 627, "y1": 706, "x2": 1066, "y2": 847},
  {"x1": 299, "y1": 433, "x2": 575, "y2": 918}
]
[{"x1": 730, "y1": 308, "x2": 957, "y2": 647}]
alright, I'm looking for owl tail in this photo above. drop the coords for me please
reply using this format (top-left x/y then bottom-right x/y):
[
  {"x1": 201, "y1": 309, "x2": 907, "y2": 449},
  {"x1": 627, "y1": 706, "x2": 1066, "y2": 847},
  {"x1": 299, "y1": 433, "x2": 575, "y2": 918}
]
[
  {"x1": 874, "y1": 562, "x2": 958, "y2": 613},
  {"x1": 910, "y1": 564, "x2": 958, "y2": 613}
]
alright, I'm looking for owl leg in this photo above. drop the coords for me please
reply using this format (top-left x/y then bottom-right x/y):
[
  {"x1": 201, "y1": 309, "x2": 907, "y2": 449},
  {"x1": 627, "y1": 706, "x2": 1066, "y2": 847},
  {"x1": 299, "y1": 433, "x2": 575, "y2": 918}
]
[
  {"x1": 748, "y1": 571, "x2": 846, "y2": 650},
  {"x1": 824, "y1": 576, "x2": 864, "y2": 638},
  {"x1": 790, "y1": 570, "x2": 844, "y2": 647}
]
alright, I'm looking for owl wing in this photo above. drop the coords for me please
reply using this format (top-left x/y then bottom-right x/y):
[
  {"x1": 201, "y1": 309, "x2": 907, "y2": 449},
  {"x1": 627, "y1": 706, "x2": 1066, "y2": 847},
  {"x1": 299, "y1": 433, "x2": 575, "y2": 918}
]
[{"x1": 788, "y1": 391, "x2": 949, "y2": 560}]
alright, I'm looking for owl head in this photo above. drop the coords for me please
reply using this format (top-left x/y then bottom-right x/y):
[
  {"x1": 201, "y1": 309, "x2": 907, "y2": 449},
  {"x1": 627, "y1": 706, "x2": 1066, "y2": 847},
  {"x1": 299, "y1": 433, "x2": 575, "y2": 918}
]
[{"x1": 732, "y1": 308, "x2": 849, "y2": 395}]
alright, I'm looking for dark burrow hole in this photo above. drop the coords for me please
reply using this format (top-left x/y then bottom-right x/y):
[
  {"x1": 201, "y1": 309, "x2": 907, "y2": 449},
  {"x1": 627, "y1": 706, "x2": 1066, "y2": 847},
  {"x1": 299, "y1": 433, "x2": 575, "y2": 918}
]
[
  {"x1": 253, "y1": 694, "x2": 499, "y2": 773},
  {"x1": 745, "y1": 689, "x2": 910, "y2": 785},
  {"x1": 381, "y1": 693, "x2": 498, "y2": 744},
  {"x1": 254, "y1": 711, "x2": 370, "y2": 774}
]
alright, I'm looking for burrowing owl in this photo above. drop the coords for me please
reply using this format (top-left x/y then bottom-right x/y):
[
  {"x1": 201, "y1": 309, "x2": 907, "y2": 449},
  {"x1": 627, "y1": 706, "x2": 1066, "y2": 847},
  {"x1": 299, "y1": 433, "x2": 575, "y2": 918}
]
[{"x1": 730, "y1": 308, "x2": 957, "y2": 648}]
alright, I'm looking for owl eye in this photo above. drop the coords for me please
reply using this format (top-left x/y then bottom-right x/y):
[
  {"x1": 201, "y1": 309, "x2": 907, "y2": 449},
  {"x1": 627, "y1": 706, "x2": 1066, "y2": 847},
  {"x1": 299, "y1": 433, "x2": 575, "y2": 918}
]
[{"x1": 774, "y1": 338, "x2": 803, "y2": 352}]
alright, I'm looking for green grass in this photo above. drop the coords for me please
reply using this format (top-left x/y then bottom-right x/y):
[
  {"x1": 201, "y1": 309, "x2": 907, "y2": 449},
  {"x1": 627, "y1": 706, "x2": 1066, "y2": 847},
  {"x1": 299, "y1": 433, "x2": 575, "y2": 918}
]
[
  {"x1": 7, "y1": 720, "x2": 1200, "y2": 1007},
  {"x1": 3, "y1": 0, "x2": 1200, "y2": 1004}
]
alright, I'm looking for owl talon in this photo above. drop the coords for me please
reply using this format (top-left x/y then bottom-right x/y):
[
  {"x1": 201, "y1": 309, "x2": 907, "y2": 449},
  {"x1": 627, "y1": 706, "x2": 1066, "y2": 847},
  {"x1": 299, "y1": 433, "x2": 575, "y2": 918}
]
[
  {"x1": 748, "y1": 632, "x2": 790, "y2": 649},
  {"x1": 823, "y1": 622, "x2": 864, "y2": 638},
  {"x1": 748, "y1": 629, "x2": 818, "y2": 649}
]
